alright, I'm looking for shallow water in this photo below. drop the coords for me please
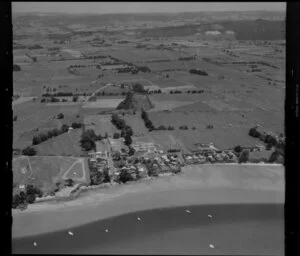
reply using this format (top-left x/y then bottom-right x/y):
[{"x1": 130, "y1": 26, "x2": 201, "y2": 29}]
[{"x1": 12, "y1": 203, "x2": 283, "y2": 255}]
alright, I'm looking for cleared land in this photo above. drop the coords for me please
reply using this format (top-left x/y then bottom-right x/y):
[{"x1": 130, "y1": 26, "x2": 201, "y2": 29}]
[
  {"x1": 84, "y1": 114, "x2": 118, "y2": 136},
  {"x1": 33, "y1": 129, "x2": 85, "y2": 157},
  {"x1": 82, "y1": 99, "x2": 124, "y2": 109},
  {"x1": 12, "y1": 156, "x2": 89, "y2": 193}
]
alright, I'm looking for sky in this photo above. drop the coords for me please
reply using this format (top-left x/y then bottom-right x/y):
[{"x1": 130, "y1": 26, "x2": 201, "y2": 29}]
[{"x1": 12, "y1": 2, "x2": 286, "y2": 14}]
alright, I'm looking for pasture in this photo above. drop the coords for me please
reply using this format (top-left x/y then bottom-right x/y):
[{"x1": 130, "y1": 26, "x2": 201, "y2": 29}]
[
  {"x1": 83, "y1": 114, "x2": 118, "y2": 136},
  {"x1": 33, "y1": 129, "x2": 85, "y2": 157},
  {"x1": 13, "y1": 156, "x2": 89, "y2": 193},
  {"x1": 82, "y1": 98, "x2": 124, "y2": 109}
]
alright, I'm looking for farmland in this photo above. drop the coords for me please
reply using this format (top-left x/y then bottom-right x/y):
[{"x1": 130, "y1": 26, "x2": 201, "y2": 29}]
[
  {"x1": 32, "y1": 129, "x2": 85, "y2": 157},
  {"x1": 12, "y1": 156, "x2": 89, "y2": 193},
  {"x1": 12, "y1": 10, "x2": 285, "y2": 208}
]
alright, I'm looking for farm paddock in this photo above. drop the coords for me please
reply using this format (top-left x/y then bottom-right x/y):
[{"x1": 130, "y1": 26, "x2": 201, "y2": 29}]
[{"x1": 13, "y1": 156, "x2": 89, "y2": 194}]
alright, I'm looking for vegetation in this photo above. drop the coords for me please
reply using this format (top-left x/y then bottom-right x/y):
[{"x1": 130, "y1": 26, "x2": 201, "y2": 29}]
[
  {"x1": 141, "y1": 109, "x2": 155, "y2": 131},
  {"x1": 80, "y1": 129, "x2": 98, "y2": 151},
  {"x1": 65, "y1": 178, "x2": 74, "y2": 187},
  {"x1": 234, "y1": 145, "x2": 243, "y2": 153},
  {"x1": 13, "y1": 64, "x2": 21, "y2": 71},
  {"x1": 131, "y1": 83, "x2": 147, "y2": 93},
  {"x1": 12, "y1": 184, "x2": 42, "y2": 209},
  {"x1": 238, "y1": 149, "x2": 250, "y2": 163},
  {"x1": 116, "y1": 91, "x2": 135, "y2": 110},
  {"x1": 57, "y1": 113, "x2": 64, "y2": 119},
  {"x1": 22, "y1": 146, "x2": 36, "y2": 156},
  {"x1": 189, "y1": 69, "x2": 208, "y2": 76}
]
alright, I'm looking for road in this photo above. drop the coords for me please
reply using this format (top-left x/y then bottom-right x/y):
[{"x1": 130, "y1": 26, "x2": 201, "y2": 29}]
[{"x1": 84, "y1": 83, "x2": 112, "y2": 103}]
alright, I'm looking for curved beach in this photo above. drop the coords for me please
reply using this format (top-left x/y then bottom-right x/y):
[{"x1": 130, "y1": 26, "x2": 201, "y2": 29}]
[{"x1": 12, "y1": 164, "x2": 285, "y2": 254}]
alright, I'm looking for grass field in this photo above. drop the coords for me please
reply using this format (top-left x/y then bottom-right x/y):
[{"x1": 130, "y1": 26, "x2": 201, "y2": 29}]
[
  {"x1": 13, "y1": 156, "x2": 89, "y2": 193},
  {"x1": 123, "y1": 114, "x2": 148, "y2": 136},
  {"x1": 84, "y1": 114, "x2": 118, "y2": 136},
  {"x1": 13, "y1": 102, "x2": 82, "y2": 149},
  {"x1": 33, "y1": 129, "x2": 85, "y2": 157},
  {"x1": 82, "y1": 98, "x2": 124, "y2": 109}
]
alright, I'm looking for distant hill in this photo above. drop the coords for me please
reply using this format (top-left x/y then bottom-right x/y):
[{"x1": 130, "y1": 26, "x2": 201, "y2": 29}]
[
  {"x1": 12, "y1": 11, "x2": 285, "y2": 27},
  {"x1": 139, "y1": 19, "x2": 285, "y2": 40},
  {"x1": 116, "y1": 92, "x2": 153, "y2": 111}
]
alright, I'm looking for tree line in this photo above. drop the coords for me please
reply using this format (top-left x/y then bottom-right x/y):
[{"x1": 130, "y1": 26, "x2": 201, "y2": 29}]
[
  {"x1": 32, "y1": 123, "x2": 83, "y2": 146},
  {"x1": 111, "y1": 114, "x2": 134, "y2": 147}
]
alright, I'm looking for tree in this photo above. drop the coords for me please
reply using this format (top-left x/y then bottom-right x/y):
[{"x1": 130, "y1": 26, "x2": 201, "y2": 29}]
[
  {"x1": 248, "y1": 127, "x2": 261, "y2": 138},
  {"x1": 32, "y1": 136, "x2": 41, "y2": 145},
  {"x1": 124, "y1": 134, "x2": 132, "y2": 146},
  {"x1": 238, "y1": 150, "x2": 249, "y2": 163},
  {"x1": 73, "y1": 96, "x2": 78, "y2": 102},
  {"x1": 119, "y1": 170, "x2": 134, "y2": 183},
  {"x1": 80, "y1": 129, "x2": 97, "y2": 151},
  {"x1": 269, "y1": 150, "x2": 280, "y2": 163},
  {"x1": 26, "y1": 193, "x2": 36, "y2": 204},
  {"x1": 57, "y1": 113, "x2": 64, "y2": 119},
  {"x1": 13, "y1": 64, "x2": 21, "y2": 71},
  {"x1": 234, "y1": 145, "x2": 243, "y2": 153},
  {"x1": 19, "y1": 191, "x2": 26, "y2": 204},
  {"x1": 13, "y1": 115, "x2": 17, "y2": 122},
  {"x1": 12, "y1": 194, "x2": 21, "y2": 209},
  {"x1": 65, "y1": 178, "x2": 74, "y2": 187},
  {"x1": 22, "y1": 146, "x2": 36, "y2": 156},
  {"x1": 113, "y1": 132, "x2": 120, "y2": 139},
  {"x1": 128, "y1": 146, "x2": 135, "y2": 156},
  {"x1": 60, "y1": 124, "x2": 69, "y2": 133}
]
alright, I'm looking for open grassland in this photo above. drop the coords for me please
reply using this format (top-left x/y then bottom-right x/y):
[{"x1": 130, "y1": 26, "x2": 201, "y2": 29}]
[
  {"x1": 84, "y1": 114, "x2": 118, "y2": 136},
  {"x1": 13, "y1": 156, "x2": 89, "y2": 193},
  {"x1": 12, "y1": 96, "x2": 35, "y2": 106},
  {"x1": 123, "y1": 114, "x2": 149, "y2": 136},
  {"x1": 82, "y1": 98, "x2": 124, "y2": 109},
  {"x1": 33, "y1": 129, "x2": 85, "y2": 157},
  {"x1": 13, "y1": 102, "x2": 82, "y2": 149},
  {"x1": 135, "y1": 127, "x2": 259, "y2": 153}
]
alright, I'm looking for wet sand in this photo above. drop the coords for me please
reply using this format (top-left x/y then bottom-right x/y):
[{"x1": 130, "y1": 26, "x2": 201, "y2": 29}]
[{"x1": 12, "y1": 164, "x2": 285, "y2": 254}]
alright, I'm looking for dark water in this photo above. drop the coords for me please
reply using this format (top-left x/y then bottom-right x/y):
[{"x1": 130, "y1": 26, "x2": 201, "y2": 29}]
[{"x1": 12, "y1": 204, "x2": 284, "y2": 255}]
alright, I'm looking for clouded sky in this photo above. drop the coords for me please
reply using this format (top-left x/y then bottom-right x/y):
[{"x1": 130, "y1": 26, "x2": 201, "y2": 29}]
[{"x1": 12, "y1": 2, "x2": 286, "y2": 14}]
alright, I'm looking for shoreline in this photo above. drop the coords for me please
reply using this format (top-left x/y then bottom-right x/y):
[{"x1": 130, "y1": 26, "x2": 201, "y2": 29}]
[{"x1": 12, "y1": 163, "x2": 284, "y2": 238}]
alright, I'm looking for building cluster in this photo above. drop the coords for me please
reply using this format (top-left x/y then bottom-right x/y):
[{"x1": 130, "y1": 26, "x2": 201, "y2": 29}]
[
  {"x1": 184, "y1": 143, "x2": 238, "y2": 164},
  {"x1": 88, "y1": 141, "x2": 185, "y2": 184}
]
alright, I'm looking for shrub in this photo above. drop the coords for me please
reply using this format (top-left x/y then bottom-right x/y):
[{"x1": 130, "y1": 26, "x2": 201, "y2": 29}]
[
  {"x1": 22, "y1": 146, "x2": 36, "y2": 156},
  {"x1": 65, "y1": 178, "x2": 74, "y2": 187},
  {"x1": 113, "y1": 132, "x2": 120, "y2": 139},
  {"x1": 248, "y1": 127, "x2": 261, "y2": 138},
  {"x1": 57, "y1": 113, "x2": 64, "y2": 119},
  {"x1": 13, "y1": 64, "x2": 21, "y2": 71},
  {"x1": 238, "y1": 150, "x2": 250, "y2": 163},
  {"x1": 26, "y1": 193, "x2": 36, "y2": 204},
  {"x1": 124, "y1": 134, "x2": 133, "y2": 146},
  {"x1": 80, "y1": 129, "x2": 97, "y2": 151},
  {"x1": 12, "y1": 194, "x2": 21, "y2": 209},
  {"x1": 60, "y1": 124, "x2": 69, "y2": 133},
  {"x1": 128, "y1": 146, "x2": 135, "y2": 156},
  {"x1": 234, "y1": 145, "x2": 243, "y2": 153}
]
